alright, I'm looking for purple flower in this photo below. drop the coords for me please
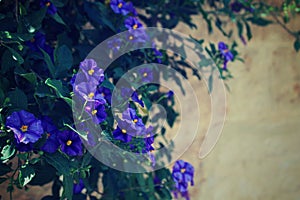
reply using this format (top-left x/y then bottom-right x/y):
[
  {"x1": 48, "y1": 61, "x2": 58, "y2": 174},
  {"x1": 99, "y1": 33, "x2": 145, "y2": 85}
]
[
  {"x1": 126, "y1": 29, "x2": 148, "y2": 44},
  {"x1": 97, "y1": 86, "x2": 112, "y2": 104},
  {"x1": 138, "y1": 68, "x2": 153, "y2": 82},
  {"x1": 76, "y1": 59, "x2": 104, "y2": 86},
  {"x1": 218, "y1": 42, "x2": 234, "y2": 70},
  {"x1": 230, "y1": 1, "x2": 254, "y2": 13},
  {"x1": 172, "y1": 160, "x2": 194, "y2": 200},
  {"x1": 75, "y1": 82, "x2": 97, "y2": 101},
  {"x1": 40, "y1": 0, "x2": 57, "y2": 15},
  {"x1": 119, "y1": 87, "x2": 145, "y2": 107},
  {"x1": 40, "y1": 117, "x2": 60, "y2": 153},
  {"x1": 167, "y1": 90, "x2": 174, "y2": 100},
  {"x1": 15, "y1": 142, "x2": 34, "y2": 152},
  {"x1": 6, "y1": 110, "x2": 44, "y2": 144},
  {"x1": 58, "y1": 130, "x2": 82, "y2": 156},
  {"x1": 110, "y1": 0, "x2": 136, "y2": 16},
  {"x1": 230, "y1": 1, "x2": 244, "y2": 12},
  {"x1": 113, "y1": 120, "x2": 138, "y2": 142},
  {"x1": 107, "y1": 38, "x2": 123, "y2": 53},
  {"x1": 26, "y1": 32, "x2": 53, "y2": 56},
  {"x1": 73, "y1": 179, "x2": 84, "y2": 194},
  {"x1": 124, "y1": 17, "x2": 143, "y2": 30},
  {"x1": 131, "y1": 91, "x2": 144, "y2": 107},
  {"x1": 122, "y1": 107, "x2": 146, "y2": 135},
  {"x1": 152, "y1": 42, "x2": 163, "y2": 63},
  {"x1": 85, "y1": 101, "x2": 107, "y2": 124}
]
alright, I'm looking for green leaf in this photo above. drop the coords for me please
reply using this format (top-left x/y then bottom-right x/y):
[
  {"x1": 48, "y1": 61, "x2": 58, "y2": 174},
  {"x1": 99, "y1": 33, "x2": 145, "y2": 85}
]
[
  {"x1": 244, "y1": 20, "x2": 252, "y2": 40},
  {"x1": 237, "y1": 20, "x2": 243, "y2": 37},
  {"x1": 18, "y1": 164, "x2": 35, "y2": 187},
  {"x1": 41, "y1": 48, "x2": 56, "y2": 78},
  {"x1": 1, "y1": 50, "x2": 18, "y2": 74},
  {"x1": 26, "y1": 7, "x2": 47, "y2": 30},
  {"x1": 14, "y1": 67, "x2": 37, "y2": 85},
  {"x1": 43, "y1": 152, "x2": 71, "y2": 175},
  {"x1": 247, "y1": 17, "x2": 272, "y2": 26},
  {"x1": 51, "y1": 0, "x2": 68, "y2": 7},
  {"x1": 45, "y1": 79, "x2": 72, "y2": 106},
  {"x1": 5, "y1": 88, "x2": 28, "y2": 110},
  {"x1": 6, "y1": 46, "x2": 24, "y2": 64},
  {"x1": 101, "y1": 80, "x2": 114, "y2": 90},
  {"x1": 294, "y1": 38, "x2": 300, "y2": 52},
  {"x1": 0, "y1": 163, "x2": 12, "y2": 176},
  {"x1": 51, "y1": 13, "x2": 66, "y2": 25},
  {"x1": 62, "y1": 175, "x2": 73, "y2": 200},
  {"x1": 0, "y1": 177, "x2": 7, "y2": 184},
  {"x1": 54, "y1": 45, "x2": 73, "y2": 78}
]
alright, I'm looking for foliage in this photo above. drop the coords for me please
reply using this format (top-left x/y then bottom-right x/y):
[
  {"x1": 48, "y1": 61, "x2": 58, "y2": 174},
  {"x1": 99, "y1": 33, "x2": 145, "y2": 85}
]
[{"x1": 0, "y1": 0, "x2": 298, "y2": 199}]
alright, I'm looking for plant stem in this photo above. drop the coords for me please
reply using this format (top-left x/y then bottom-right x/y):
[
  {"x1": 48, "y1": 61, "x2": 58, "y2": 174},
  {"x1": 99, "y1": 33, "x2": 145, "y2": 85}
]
[{"x1": 270, "y1": 12, "x2": 297, "y2": 37}]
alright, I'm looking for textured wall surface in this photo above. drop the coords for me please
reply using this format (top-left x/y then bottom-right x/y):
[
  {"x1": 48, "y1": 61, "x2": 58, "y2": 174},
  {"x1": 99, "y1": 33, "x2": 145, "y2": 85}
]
[{"x1": 175, "y1": 14, "x2": 300, "y2": 200}]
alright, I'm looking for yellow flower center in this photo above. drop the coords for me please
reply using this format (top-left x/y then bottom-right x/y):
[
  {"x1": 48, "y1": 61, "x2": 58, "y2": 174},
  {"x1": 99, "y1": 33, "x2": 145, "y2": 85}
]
[
  {"x1": 46, "y1": 2, "x2": 51, "y2": 7},
  {"x1": 133, "y1": 119, "x2": 138, "y2": 123},
  {"x1": 129, "y1": 36, "x2": 133, "y2": 40},
  {"x1": 30, "y1": 38, "x2": 35, "y2": 43},
  {"x1": 143, "y1": 72, "x2": 147, "y2": 77},
  {"x1": 118, "y1": 2, "x2": 123, "y2": 8},
  {"x1": 88, "y1": 92, "x2": 94, "y2": 99},
  {"x1": 66, "y1": 140, "x2": 72, "y2": 146},
  {"x1": 180, "y1": 168, "x2": 186, "y2": 173},
  {"x1": 88, "y1": 69, "x2": 95, "y2": 75},
  {"x1": 121, "y1": 129, "x2": 127, "y2": 134},
  {"x1": 133, "y1": 24, "x2": 138, "y2": 29},
  {"x1": 46, "y1": 133, "x2": 51, "y2": 138},
  {"x1": 92, "y1": 110, "x2": 97, "y2": 115},
  {"x1": 20, "y1": 125, "x2": 28, "y2": 132},
  {"x1": 101, "y1": 92, "x2": 105, "y2": 97}
]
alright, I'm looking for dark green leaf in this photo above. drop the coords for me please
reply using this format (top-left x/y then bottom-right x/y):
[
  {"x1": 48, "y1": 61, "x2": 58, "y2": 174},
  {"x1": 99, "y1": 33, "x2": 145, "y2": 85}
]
[
  {"x1": 244, "y1": 20, "x2": 252, "y2": 40},
  {"x1": 41, "y1": 48, "x2": 56, "y2": 78},
  {"x1": 0, "y1": 177, "x2": 7, "y2": 184},
  {"x1": 54, "y1": 45, "x2": 73, "y2": 78},
  {"x1": 62, "y1": 175, "x2": 73, "y2": 200},
  {"x1": 29, "y1": 162, "x2": 56, "y2": 186},
  {"x1": 247, "y1": 17, "x2": 272, "y2": 26},
  {"x1": 18, "y1": 164, "x2": 35, "y2": 187},
  {"x1": 294, "y1": 38, "x2": 300, "y2": 52},
  {"x1": 101, "y1": 80, "x2": 114, "y2": 90},
  {"x1": 6, "y1": 46, "x2": 24, "y2": 64},
  {"x1": 0, "y1": 163, "x2": 12, "y2": 176},
  {"x1": 43, "y1": 152, "x2": 71, "y2": 175},
  {"x1": 25, "y1": 7, "x2": 47, "y2": 30},
  {"x1": 51, "y1": 13, "x2": 66, "y2": 25},
  {"x1": 1, "y1": 50, "x2": 18, "y2": 74},
  {"x1": 14, "y1": 67, "x2": 37, "y2": 85},
  {"x1": 45, "y1": 79, "x2": 72, "y2": 106},
  {"x1": 237, "y1": 20, "x2": 243, "y2": 37},
  {"x1": 6, "y1": 88, "x2": 28, "y2": 110}
]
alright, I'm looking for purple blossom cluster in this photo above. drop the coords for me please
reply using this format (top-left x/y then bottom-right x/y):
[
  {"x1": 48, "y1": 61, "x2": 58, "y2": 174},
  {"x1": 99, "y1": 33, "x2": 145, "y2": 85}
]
[
  {"x1": 73, "y1": 59, "x2": 108, "y2": 125},
  {"x1": 5, "y1": 110, "x2": 82, "y2": 156},
  {"x1": 109, "y1": 0, "x2": 163, "y2": 62},
  {"x1": 113, "y1": 108, "x2": 154, "y2": 147},
  {"x1": 172, "y1": 160, "x2": 195, "y2": 200},
  {"x1": 218, "y1": 41, "x2": 234, "y2": 70},
  {"x1": 40, "y1": 0, "x2": 57, "y2": 15},
  {"x1": 26, "y1": 31, "x2": 53, "y2": 57}
]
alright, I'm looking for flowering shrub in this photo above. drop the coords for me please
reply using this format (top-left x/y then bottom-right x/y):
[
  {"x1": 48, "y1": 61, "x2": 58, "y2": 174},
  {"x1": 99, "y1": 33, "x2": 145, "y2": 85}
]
[{"x1": 0, "y1": 0, "x2": 299, "y2": 199}]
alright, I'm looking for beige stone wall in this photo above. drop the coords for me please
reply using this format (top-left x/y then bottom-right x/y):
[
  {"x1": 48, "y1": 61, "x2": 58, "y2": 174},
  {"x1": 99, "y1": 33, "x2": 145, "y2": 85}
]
[{"x1": 175, "y1": 13, "x2": 300, "y2": 200}]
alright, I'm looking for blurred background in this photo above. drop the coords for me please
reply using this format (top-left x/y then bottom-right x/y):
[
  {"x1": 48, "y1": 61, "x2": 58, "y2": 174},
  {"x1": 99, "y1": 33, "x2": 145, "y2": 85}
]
[{"x1": 1, "y1": 0, "x2": 300, "y2": 199}]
